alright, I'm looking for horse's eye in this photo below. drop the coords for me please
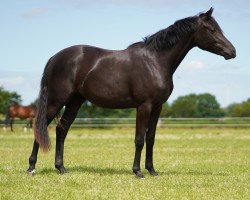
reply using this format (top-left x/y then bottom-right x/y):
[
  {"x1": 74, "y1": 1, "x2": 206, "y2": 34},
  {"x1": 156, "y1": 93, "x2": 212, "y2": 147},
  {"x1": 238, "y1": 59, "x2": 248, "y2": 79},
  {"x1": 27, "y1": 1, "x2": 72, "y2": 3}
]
[{"x1": 209, "y1": 28, "x2": 216, "y2": 33}]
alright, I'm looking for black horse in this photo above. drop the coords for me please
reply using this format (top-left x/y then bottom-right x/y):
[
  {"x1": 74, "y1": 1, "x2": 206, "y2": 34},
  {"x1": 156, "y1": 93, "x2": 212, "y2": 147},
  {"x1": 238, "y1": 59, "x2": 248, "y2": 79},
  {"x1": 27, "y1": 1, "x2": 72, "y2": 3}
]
[{"x1": 27, "y1": 8, "x2": 236, "y2": 178}]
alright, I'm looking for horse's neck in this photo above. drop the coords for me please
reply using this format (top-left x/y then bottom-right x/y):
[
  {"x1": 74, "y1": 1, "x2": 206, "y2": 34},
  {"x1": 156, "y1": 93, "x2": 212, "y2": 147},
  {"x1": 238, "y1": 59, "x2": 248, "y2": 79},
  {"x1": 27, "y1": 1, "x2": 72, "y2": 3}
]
[{"x1": 159, "y1": 35, "x2": 195, "y2": 77}]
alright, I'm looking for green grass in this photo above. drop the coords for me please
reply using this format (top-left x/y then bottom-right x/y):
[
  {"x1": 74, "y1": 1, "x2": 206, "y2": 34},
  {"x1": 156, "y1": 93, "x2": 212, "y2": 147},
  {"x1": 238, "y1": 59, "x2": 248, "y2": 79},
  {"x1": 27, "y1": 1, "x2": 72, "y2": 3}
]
[{"x1": 0, "y1": 127, "x2": 249, "y2": 200}]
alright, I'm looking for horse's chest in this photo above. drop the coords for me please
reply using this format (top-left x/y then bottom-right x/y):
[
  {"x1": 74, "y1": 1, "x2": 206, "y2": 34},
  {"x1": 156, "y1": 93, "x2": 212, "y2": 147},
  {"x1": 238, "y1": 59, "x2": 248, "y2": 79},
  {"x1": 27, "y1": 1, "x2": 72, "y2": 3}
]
[{"x1": 153, "y1": 79, "x2": 173, "y2": 103}]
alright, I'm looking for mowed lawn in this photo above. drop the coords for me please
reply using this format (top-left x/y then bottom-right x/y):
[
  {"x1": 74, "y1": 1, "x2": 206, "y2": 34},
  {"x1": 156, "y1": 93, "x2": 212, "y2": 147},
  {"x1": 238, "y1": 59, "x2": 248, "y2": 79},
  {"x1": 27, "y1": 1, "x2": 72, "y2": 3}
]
[{"x1": 0, "y1": 127, "x2": 249, "y2": 200}]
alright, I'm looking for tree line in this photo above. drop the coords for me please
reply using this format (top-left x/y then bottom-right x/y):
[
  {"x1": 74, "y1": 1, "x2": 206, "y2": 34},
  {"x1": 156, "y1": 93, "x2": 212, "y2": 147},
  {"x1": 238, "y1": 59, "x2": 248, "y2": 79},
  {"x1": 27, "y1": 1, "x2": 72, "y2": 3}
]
[
  {"x1": 0, "y1": 86, "x2": 249, "y2": 118},
  {"x1": 0, "y1": 86, "x2": 22, "y2": 114}
]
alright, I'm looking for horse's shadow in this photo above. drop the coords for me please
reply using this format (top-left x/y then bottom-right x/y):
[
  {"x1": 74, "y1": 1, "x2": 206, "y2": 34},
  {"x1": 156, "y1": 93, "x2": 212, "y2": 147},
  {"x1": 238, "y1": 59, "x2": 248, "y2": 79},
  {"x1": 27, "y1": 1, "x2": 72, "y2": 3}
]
[
  {"x1": 40, "y1": 165, "x2": 131, "y2": 176},
  {"x1": 39, "y1": 166, "x2": 228, "y2": 176}
]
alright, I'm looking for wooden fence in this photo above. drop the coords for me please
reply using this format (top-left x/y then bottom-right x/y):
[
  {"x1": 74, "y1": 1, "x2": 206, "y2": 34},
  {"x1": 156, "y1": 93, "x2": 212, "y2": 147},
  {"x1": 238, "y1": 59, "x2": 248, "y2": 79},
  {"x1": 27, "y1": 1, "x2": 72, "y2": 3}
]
[{"x1": 1, "y1": 117, "x2": 250, "y2": 128}]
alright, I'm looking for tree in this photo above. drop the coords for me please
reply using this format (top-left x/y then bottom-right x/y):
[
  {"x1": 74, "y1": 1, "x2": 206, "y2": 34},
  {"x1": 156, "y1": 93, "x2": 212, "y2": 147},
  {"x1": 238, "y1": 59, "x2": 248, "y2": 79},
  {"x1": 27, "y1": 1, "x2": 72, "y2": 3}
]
[
  {"x1": 171, "y1": 94, "x2": 197, "y2": 117},
  {"x1": 226, "y1": 99, "x2": 250, "y2": 117},
  {"x1": 160, "y1": 102, "x2": 172, "y2": 117},
  {"x1": 171, "y1": 93, "x2": 224, "y2": 118},
  {"x1": 196, "y1": 93, "x2": 224, "y2": 117},
  {"x1": 30, "y1": 98, "x2": 38, "y2": 107},
  {"x1": 0, "y1": 86, "x2": 22, "y2": 114}
]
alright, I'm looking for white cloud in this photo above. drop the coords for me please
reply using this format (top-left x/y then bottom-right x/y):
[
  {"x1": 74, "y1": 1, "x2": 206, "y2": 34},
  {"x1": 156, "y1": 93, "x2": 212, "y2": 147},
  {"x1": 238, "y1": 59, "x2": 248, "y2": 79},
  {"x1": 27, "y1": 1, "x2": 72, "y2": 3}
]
[
  {"x1": 0, "y1": 74, "x2": 40, "y2": 105},
  {"x1": 23, "y1": 7, "x2": 49, "y2": 19},
  {"x1": 0, "y1": 76, "x2": 25, "y2": 86},
  {"x1": 56, "y1": 0, "x2": 206, "y2": 9},
  {"x1": 186, "y1": 60, "x2": 205, "y2": 70}
]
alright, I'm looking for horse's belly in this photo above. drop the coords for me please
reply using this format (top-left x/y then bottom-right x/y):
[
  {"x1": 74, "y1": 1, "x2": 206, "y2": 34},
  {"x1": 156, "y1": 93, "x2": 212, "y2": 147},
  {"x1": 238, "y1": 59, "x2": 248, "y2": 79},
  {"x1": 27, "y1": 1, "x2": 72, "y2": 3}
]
[
  {"x1": 83, "y1": 87, "x2": 136, "y2": 108},
  {"x1": 87, "y1": 95, "x2": 136, "y2": 109},
  {"x1": 81, "y1": 77, "x2": 136, "y2": 109}
]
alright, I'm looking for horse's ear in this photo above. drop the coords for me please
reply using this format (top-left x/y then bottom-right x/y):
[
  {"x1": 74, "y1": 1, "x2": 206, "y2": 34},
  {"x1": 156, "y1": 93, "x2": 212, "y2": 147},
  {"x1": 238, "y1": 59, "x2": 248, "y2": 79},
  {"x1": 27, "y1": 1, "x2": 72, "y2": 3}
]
[
  {"x1": 206, "y1": 7, "x2": 214, "y2": 18},
  {"x1": 200, "y1": 7, "x2": 214, "y2": 20}
]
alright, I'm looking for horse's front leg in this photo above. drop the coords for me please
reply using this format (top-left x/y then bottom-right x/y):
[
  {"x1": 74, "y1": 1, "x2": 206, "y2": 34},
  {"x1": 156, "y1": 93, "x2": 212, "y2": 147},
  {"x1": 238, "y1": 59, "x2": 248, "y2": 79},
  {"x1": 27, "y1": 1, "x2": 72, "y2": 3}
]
[
  {"x1": 145, "y1": 105, "x2": 162, "y2": 176},
  {"x1": 133, "y1": 103, "x2": 152, "y2": 178}
]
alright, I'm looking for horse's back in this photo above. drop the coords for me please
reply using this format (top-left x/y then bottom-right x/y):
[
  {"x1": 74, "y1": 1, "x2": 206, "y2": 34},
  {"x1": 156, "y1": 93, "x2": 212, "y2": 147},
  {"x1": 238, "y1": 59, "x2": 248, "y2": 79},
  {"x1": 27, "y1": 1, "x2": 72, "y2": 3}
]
[{"x1": 8, "y1": 106, "x2": 35, "y2": 119}]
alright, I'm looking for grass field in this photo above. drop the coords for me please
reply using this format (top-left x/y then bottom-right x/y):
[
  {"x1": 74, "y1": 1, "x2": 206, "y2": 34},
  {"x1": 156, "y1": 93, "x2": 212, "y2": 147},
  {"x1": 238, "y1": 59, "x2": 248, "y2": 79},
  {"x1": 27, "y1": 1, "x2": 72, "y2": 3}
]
[{"x1": 0, "y1": 127, "x2": 249, "y2": 199}]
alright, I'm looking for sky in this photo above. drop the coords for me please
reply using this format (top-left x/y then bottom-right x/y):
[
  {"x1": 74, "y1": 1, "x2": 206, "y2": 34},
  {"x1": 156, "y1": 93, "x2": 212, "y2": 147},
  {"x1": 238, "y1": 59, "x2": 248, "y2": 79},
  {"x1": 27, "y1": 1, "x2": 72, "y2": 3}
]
[{"x1": 0, "y1": 0, "x2": 249, "y2": 107}]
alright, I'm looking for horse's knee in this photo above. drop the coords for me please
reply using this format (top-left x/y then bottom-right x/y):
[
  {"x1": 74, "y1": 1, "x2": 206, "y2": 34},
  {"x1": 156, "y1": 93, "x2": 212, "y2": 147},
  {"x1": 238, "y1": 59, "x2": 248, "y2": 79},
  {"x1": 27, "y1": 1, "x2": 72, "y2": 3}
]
[{"x1": 135, "y1": 139, "x2": 144, "y2": 151}]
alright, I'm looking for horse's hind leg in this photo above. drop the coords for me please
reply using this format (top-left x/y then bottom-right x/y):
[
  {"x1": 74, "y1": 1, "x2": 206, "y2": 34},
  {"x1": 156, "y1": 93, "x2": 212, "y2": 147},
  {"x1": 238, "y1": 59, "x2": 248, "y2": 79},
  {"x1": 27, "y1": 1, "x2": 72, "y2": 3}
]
[
  {"x1": 27, "y1": 140, "x2": 39, "y2": 175},
  {"x1": 29, "y1": 118, "x2": 33, "y2": 129},
  {"x1": 10, "y1": 119, "x2": 14, "y2": 132},
  {"x1": 55, "y1": 94, "x2": 85, "y2": 174},
  {"x1": 27, "y1": 105, "x2": 61, "y2": 175}
]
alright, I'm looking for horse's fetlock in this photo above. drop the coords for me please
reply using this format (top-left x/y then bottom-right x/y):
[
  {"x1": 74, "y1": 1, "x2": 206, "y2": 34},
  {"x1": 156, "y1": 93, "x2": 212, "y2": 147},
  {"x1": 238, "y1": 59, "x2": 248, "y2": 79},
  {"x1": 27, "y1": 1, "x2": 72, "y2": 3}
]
[
  {"x1": 132, "y1": 166, "x2": 141, "y2": 173},
  {"x1": 29, "y1": 157, "x2": 37, "y2": 165},
  {"x1": 55, "y1": 163, "x2": 62, "y2": 169}
]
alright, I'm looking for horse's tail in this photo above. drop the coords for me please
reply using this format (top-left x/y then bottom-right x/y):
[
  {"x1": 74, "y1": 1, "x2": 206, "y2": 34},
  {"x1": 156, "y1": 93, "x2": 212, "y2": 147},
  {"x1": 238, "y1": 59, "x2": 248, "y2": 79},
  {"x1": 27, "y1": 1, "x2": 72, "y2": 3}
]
[
  {"x1": 4, "y1": 106, "x2": 11, "y2": 126},
  {"x1": 34, "y1": 60, "x2": 51, "y2": 152}
]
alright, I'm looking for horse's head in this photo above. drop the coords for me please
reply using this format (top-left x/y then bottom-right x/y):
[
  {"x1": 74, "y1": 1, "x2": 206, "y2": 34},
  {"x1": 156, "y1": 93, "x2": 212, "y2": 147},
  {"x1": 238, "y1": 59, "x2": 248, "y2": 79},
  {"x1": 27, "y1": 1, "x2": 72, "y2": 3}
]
[{"x1": 194, "y1": 7, "x2": 236, "y2": 60}]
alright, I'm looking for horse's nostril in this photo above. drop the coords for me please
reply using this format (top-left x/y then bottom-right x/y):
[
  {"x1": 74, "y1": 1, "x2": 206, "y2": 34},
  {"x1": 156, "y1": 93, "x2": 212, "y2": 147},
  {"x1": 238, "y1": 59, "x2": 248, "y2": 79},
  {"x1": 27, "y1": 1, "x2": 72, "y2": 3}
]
[
  {"x1": 231, "y1": 48, "x2": 236, "y2": 57},
  {"x1": 232, "y1": 48, "x2": 236, "y2": 55}
]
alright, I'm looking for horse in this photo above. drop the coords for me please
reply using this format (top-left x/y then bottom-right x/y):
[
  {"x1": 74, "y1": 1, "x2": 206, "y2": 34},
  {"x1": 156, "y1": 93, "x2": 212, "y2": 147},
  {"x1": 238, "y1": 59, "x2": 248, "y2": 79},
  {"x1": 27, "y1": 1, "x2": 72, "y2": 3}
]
[
  {"x1": 27, "y1": 8, "x2": 236, "y2": 178},
  {"x1": 5, "y1": 105, "x2": 36, "y2": 132}
]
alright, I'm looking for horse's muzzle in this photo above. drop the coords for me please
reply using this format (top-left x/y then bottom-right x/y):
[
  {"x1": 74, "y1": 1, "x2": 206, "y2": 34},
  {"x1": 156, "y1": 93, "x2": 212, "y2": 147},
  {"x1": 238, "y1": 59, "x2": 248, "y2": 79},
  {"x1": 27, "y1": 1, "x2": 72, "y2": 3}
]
[{"x1": 224, "y1": 47, "x2": 236, "y2": 60}]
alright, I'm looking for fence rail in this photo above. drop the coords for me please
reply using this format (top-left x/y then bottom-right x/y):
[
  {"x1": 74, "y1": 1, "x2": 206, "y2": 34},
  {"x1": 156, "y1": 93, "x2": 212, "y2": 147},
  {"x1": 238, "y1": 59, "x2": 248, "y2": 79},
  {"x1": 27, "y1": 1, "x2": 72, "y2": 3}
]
[{"x1": 1, "y1": 117, "x2": 250, "y2": 128}]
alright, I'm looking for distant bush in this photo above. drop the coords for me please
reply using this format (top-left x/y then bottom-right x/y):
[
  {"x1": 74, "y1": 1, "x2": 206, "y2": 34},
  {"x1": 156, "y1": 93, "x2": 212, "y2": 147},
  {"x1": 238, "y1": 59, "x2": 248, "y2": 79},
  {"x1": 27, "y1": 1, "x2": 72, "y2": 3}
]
[
  {"x1": 225, "y1": 98, "x2": 250, "y2": 117},
  {"x1": 0, "y1": 86, "x2": 22, "y2": 114},
  {"x1": 170, "y1": 93, "x2": 224, "y2": 118}
]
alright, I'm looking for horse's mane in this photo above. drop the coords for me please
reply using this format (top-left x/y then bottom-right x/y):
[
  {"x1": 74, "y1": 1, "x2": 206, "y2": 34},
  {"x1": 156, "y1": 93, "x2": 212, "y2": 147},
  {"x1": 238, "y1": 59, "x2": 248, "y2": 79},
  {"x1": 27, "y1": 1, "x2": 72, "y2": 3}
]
[
  {"x1": 142, "y1": 16, "x2": 198, "y2": 51},
  {"x1": 128, "y1": 12, "x2": 223, "y2": 52}
]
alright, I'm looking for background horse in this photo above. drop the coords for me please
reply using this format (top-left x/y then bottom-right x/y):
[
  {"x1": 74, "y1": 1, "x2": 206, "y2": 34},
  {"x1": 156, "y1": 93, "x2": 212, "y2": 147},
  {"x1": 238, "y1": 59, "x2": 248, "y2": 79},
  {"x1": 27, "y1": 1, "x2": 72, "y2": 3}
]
[
  {"x1": 5, "y1": 105, "x2": 36, "y2": 131},
  {"x1": 27, "y1": 8, "x2": 236, "y2": 178}
]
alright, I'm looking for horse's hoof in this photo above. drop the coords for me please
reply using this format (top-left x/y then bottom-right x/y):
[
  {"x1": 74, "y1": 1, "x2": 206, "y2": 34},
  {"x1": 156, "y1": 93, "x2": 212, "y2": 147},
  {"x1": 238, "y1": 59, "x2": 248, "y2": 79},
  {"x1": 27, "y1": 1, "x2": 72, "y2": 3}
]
[
  {"x1": 56, "y1": 166, "x2": 67, "y2": 174},
  {"x1": 27, "y1": 169, "x2": 36, "y2": 176},
  {"x1": 149, "y1": 170, "x2": 159, "y2": 176},
  {"x1": 146, "y1": 167, "x2": 159, "y2": 176},
  {"x1": 134, "y1": 170, "x2": 144, "y2": 179}
]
